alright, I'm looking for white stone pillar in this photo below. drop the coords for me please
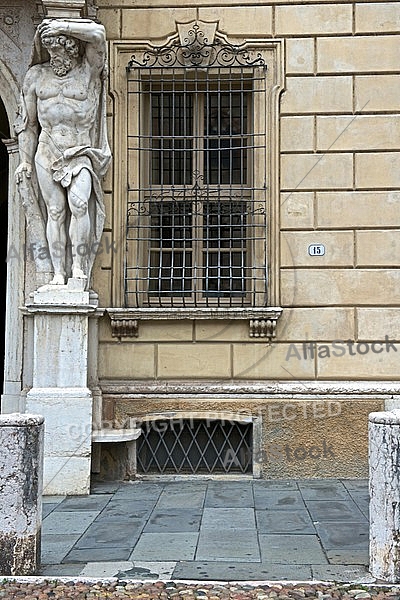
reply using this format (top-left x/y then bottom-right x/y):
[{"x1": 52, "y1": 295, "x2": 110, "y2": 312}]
[
  {"x1": 369, "y1": 409, "x2": 400, "y2": 581},
  {"x1": 0, "y1": 413, "x2": 44, "y2": 576},
  {"x1": 1, "y1": 139, "x2": 25, "y2": 414},
  {"x1": 25, "y1": 279, "x2": 97, "y2": 495}
]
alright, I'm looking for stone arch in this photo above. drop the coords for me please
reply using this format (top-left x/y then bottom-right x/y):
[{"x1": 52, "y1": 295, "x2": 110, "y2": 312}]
[{"x1": 0, "y1": 58, "x2": 19, "y2": 127}]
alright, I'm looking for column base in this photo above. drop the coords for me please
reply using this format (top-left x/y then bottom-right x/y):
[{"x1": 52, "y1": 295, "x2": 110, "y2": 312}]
[{"x1": 27, "y1": 387, "x2": 92, "y2": 495}]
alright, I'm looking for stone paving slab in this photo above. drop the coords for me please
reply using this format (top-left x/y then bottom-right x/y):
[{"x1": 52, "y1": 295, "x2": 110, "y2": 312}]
[
  {"x1": 253, "y1": 480, "x2": 298, "y2": 491},
  {"x1": 254, "y1": 490, "x2": 306, "y2": 511},
  {"x1": 39, "y1": 478, "x2": 371, "y2": 581},
  {"x1": 155, "y1": 489, "x2": 206, "y2": 509},
  {"x1": 42, "y1": 534, "x2": 82, "y2": 565},
  {"x1": 325, "y1": 549, "x2": 369, "y2": 565},
  {"x1": 314, "y1": 522, "x2": 369, "y2": 550},
  {"x1": 78, "y1": 560, "x2": 177, "y2": 579},
  {"x1": 54, "y1": 494, "x2": 112, "y2": 511},
  {"x1": 43, "y1": 503, "x2": 61, "y2": 518},
  {"x1": 143, "y1": 508, "x2": 202, "y2": 532},
  {"x1": 130, "y1": 532, "x2": 199, "y2": 561},
  {"x1": 42, "y1": 510, "x2": 100, "y2": 534},
  {"x1": 42, "y1": 560, "x2": 178, "y2": 578},
  {"x1": 103, "y1": 496, "x2": 157, "y2": 509},
  {"x1": 311, "y1": 564, "x2": 371, "y2": 581},
  {"x1": 255, "y1": 509, "x2": 316, "y2": 534},
  {"x1": 305, "y1": 500, "x2": 367, "y2": 522},
  {"x1": 347, "y1": 492, "x2": 369, "y2": 518},
  {"x1": 297, "y1": 480, "x2": 351, "y2": 500},
  {"x1": 63, "y1": 547, "x2": 133, "y2": 563},
  {"x1": 90, "y1": 481, "x2": 120, "y2": 494},
  {"x1": 205, "y1": 482, "x2": 254, "y2": 507},
  {"x1": 79, "y1": 561, "x2": 134, "y2": 578},
  {"x1": 172, "y1": 561, "x2": 313, "y2": 580},
  {"x1": 112, "y1": 482, "x2": 164, "y2": 500},
  {"x1": 42, "y1": 496, "x2": 66, "y2": 504},
  {"x1": 39, "y1": 563, "x2": 84, "y2": 576},
  {"x1": 95, "y1": 505, "x2": 153, "y2": 522},
  {"x1": 202, "y1": 507, "x2": 256, "y2": 529},
  {"x1": 258, "y1": 534, "x2": 328, "y2": 564},
  {"x1": 196, "y1": 529, "x2": 260, "y2": 562},
  {"x1": 342, "y1": 479, "x2": 370, "y2": 492},
  {"x1": 73, "y1": 522, "x2": 143, "y2": 549},
  {"x1": 129, "y1": 562, "x2": 177, "y2": 579}
]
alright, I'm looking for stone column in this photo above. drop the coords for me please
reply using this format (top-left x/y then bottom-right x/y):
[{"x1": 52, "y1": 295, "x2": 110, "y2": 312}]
[
  {"x1": 0, "y1": 413, "x2": 44, "y2": 576},
  {"x1": 1, "y1": 139, "x2": 25, "y2": 414},
  {"x1": 25, "y1": 279, "x2": 98, "y2": 495},
  {"x1": 369, "y1": 409, "x2": 400, "y2": 581}
]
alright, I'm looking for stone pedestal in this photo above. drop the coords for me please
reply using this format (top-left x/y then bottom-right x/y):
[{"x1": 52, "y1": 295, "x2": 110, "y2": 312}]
[
  {"x1": 0, "y1": 413, "x2": 44, "y2": 576},
  {"x1": 25, "y1": 279, "x2": 97, "y2": 495},
  {"x1": 369, "y1": 409, "x2": 400, "y2": 581}
]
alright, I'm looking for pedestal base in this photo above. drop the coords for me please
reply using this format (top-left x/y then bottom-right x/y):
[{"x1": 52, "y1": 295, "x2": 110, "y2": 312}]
[
  {"x1": 26, "y1": 387, "x2": 92, "y2": 495},
  {"x1": 25, "y1": 279, "x2": 98, "y2": 495}
]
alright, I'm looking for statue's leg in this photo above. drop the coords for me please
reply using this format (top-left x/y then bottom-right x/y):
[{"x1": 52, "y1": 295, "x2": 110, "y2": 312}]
[
  {"x1": 35, "y1": 157, "x2": 67, "y2": 284},
  {"x1": 68, "y1": 168, "x2": 92, "y2": 279}
]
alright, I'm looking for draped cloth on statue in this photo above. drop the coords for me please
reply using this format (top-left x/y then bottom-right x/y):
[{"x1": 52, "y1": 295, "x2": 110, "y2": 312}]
[{"x1": 14, "y1": 19, "x2": 111, "y2": 285}]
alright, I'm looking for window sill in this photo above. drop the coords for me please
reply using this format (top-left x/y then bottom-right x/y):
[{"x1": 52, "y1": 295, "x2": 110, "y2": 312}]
[{"x1": 107, "y1": 307, "x2": 282, "y2": 342}]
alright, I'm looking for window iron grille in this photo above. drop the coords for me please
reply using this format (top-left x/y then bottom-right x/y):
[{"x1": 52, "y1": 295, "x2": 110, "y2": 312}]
[
  {"x1": 137, "y1": 418, "x2": 253, "y2": 475},
  {"x1": 126, "y1": 23, "x2": 268, "y2": 308}
]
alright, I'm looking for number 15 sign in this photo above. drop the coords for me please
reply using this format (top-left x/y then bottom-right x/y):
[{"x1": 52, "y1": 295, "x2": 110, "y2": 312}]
[{"x1": 308, "y1": 244, "x2": 325, "y2": 256}]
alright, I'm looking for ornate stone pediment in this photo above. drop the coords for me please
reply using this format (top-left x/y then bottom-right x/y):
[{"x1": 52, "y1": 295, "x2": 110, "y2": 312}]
[{"x1": 127, "y1": 19, "x2": 266, "y2": 70}]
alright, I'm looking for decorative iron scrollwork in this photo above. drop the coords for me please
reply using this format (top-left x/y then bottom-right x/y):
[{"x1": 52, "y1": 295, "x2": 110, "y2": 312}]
[
  {"x1": 127, "y1": 23, "x2": 266, "y2": 70},
  {"x1": 127, "y1": 171, "x2": 266, "y2": 221}
]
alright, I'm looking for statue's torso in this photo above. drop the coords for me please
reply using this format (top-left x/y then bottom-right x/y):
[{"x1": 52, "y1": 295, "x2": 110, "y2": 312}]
[{"x1": 36, "y1": 62, "x2": 100, "y2": 151}]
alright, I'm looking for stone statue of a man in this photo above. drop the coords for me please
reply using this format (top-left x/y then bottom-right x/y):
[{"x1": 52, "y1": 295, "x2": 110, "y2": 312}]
[{"x1": 15, "y1": 18, "x2": 111, "y2": 286}]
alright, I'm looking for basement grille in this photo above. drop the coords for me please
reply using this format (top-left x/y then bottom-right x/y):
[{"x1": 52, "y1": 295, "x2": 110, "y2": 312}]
[{"x1": 137, "y1": 419, "x2": 253, "y2": 475}]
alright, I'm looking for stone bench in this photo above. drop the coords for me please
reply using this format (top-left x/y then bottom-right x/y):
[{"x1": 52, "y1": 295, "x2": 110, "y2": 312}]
[{"x1": 91, "y1": 428, "x2": 142, "y2": 478}]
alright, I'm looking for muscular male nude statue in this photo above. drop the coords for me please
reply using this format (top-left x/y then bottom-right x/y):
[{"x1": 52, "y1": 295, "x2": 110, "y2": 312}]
[{"x1": 15, "y1": 19, "x2": 111, "y2": 285}]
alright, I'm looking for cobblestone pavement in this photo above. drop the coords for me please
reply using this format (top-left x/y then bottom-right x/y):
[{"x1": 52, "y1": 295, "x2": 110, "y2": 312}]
[
  {"x1": 39, "y1": 479, "x2": 371, "y2": 582},
  {"x1": 0, "y1": 581, "x2": 399, "y2": 599}
]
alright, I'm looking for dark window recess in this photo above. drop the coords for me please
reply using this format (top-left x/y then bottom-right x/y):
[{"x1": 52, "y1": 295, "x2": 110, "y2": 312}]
[
  {"x1": 148, "y1": 201, "x2": 193, "y2": 297},
  {"x1": 137, "y1": 419, "x2": 252, "y2": 474},
  {"x1": 151, "y1": 93, "x2": 193, "y2": 186},
  {"x1": 204, "y1": 93, "x2": 247, "y2": 185},
  {"x1": 203, "y1": 201, "x2": 247, "y2": 297}
]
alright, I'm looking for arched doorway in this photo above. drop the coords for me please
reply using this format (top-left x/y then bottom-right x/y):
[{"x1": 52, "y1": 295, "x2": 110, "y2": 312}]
[{"x1": 0, "y1": 98, "x2": 10, "y2": 398}]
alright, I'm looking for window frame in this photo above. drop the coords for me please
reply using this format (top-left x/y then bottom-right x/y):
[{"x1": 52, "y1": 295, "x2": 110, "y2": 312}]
[{"x1": 109, "y1": 23, "x2": 284, "y2": 340}]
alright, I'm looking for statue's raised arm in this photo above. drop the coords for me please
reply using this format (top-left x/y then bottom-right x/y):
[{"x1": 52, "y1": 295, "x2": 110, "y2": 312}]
[
  {"x1": 14, "y1": 18, "x2": 111, "y2": 288},
  {"x1": 38, "y1": 19, "x2": 107, "y2": 74}
]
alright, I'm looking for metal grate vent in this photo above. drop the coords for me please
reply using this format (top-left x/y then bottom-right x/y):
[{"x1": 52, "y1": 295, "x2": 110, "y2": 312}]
[{"x1": 137, "y1": 419, "x2": 252, "y2": 474}]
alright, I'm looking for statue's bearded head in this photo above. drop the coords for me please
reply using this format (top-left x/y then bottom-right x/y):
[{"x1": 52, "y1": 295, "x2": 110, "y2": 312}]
[{"x1": 41, "y1": 34, "x2": 79, "y2": 76}]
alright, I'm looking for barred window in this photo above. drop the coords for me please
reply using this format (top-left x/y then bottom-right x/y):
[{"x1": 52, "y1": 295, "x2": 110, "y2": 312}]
[{"x1": 126, "y1": 24, "x2": 269, "y2": 309}]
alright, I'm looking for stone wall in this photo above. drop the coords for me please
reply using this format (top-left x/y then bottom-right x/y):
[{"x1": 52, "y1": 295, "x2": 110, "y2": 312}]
[{"x1": 90, "y1": 0, "x2": 400, "y2": 478}]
